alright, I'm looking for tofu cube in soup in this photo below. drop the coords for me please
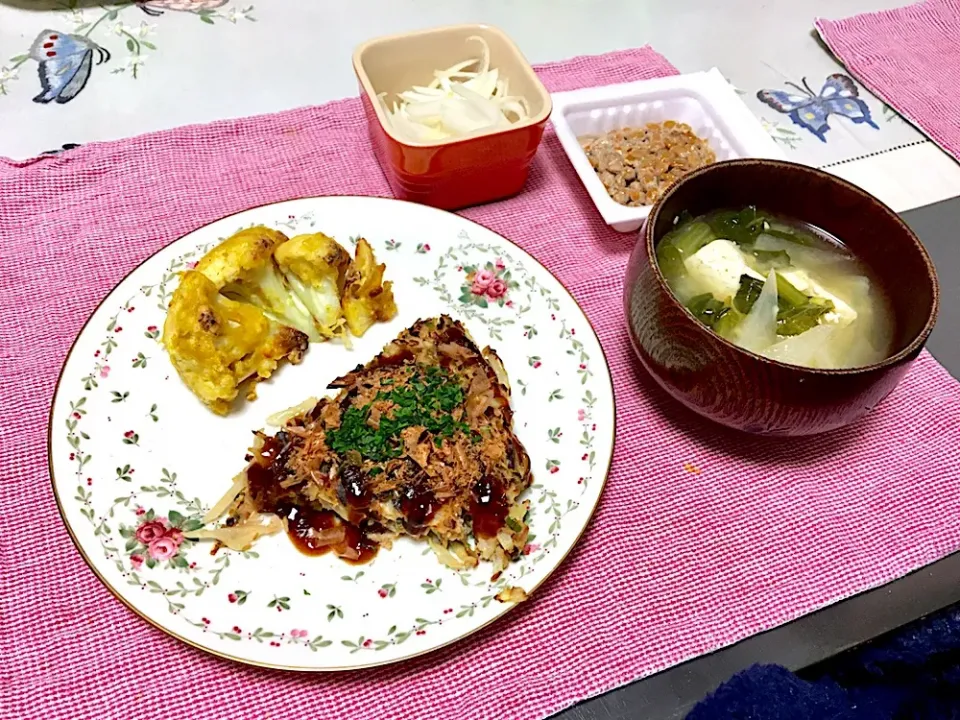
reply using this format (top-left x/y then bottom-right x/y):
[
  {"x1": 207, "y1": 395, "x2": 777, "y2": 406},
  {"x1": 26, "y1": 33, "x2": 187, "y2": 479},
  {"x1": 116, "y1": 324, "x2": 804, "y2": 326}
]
[{"x1": 685, "y1": 239, "x2": 763, "y2": 302}]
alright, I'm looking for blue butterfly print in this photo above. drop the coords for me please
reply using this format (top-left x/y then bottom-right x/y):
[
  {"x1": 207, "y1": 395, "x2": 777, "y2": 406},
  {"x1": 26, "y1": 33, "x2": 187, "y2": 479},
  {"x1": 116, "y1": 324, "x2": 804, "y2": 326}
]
[
  {"x1": 29, "y1": 29, "x2": 111, "y2": 105},
  {"x1": 757, "y1": 74, "x2": 878, "y2": 143},
  {"x1": 41, "y1": 143, "x2": 82, "y2": 156}
]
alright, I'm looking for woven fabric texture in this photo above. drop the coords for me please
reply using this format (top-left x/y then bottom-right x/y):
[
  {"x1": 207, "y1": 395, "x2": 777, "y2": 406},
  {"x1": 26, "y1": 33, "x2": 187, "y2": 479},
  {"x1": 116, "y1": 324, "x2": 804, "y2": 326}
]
[
  {"x1": 816, "y1": 0, "x2": 960, "y2": 162},
  {"x1": 3, "y1": 47, "x2": 960, "y2": 720}
]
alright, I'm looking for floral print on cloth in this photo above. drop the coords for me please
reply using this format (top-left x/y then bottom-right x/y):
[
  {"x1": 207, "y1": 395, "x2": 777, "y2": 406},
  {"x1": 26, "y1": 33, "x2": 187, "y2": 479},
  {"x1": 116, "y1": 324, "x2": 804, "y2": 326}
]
[{"x1": 0, "y1": 1, "x2": 255, "y2": 103}]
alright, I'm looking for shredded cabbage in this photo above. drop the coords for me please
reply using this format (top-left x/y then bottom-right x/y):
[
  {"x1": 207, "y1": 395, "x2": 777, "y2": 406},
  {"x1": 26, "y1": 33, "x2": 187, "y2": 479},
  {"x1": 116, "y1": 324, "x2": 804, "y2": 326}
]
[
  {"x1": 265, "y1": 396, "x2": 319, "y2": 428},
  {"x1": 379, "y1": 35, "x2": 530, "y2": 142},
  {"x1": 203, "y1": 470, "x2": 247, "y2": 523},
  {"x1": 184, "y1": 512, "x2": 283, "y2": 552}
]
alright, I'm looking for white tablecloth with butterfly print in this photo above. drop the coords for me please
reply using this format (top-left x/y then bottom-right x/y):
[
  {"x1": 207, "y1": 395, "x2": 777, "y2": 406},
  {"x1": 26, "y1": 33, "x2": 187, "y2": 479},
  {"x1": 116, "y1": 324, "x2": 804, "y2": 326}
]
[{"x1": 1, "y1": 0, "x2": 958, "y2": 211}]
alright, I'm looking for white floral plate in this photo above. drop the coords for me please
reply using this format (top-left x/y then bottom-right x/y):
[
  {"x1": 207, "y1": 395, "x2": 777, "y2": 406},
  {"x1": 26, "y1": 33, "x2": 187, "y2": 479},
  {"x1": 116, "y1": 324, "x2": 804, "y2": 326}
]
[{"x1": 50, "y1": 196, "x2": 615, "y2": 670}]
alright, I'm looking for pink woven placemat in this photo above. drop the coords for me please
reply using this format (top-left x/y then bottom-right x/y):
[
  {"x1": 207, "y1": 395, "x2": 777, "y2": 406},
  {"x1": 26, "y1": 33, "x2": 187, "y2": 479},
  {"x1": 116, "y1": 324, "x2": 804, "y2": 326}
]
[
  {"x1": 4, "y1": 46, "x2": 960, "y2": 720},
  {"x1": 816, "y1": 0, "x2": 960, "y2": 162}
]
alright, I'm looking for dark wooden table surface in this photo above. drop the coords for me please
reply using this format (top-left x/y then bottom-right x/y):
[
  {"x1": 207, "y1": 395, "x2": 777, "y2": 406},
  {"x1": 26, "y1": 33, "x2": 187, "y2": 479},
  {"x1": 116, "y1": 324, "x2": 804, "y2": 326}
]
[{"x1": 554, "y1": 197, "x2": 960, "y2": 720}]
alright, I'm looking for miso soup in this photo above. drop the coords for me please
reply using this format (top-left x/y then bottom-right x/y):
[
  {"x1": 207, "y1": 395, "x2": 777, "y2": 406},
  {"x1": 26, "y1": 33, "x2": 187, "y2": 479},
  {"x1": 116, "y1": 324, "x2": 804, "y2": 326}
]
[{"x1": 656, "y1": 207, "x2": 894, "y2": 369}]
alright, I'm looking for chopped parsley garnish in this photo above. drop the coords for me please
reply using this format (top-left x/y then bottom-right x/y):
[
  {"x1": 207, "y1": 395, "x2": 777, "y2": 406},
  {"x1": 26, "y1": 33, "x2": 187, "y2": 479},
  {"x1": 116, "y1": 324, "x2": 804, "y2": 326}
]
[{"x1": 327, "y1": 365, "x2": 471, "y2": 462}]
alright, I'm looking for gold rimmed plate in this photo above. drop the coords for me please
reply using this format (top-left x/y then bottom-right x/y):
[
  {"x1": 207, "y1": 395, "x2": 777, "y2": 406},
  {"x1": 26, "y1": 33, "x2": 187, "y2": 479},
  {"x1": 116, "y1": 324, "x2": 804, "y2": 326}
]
[{"x1": 50, "y1": 196, "x2": 614, "y2": 670}]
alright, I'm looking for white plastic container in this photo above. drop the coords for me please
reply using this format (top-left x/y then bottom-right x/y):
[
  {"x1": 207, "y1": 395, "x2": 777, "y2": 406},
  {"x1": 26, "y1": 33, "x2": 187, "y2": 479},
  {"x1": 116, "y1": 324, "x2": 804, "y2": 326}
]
[{"x1": 551, "y1": 68, "x2": 786, "y2": 233}]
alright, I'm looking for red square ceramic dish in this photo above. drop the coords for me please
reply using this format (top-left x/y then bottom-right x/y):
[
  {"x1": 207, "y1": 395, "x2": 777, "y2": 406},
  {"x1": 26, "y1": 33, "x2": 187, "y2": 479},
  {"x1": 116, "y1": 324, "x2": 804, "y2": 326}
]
[{"x1": 353, "y1": 24, "x2": 552, "y2": 210}]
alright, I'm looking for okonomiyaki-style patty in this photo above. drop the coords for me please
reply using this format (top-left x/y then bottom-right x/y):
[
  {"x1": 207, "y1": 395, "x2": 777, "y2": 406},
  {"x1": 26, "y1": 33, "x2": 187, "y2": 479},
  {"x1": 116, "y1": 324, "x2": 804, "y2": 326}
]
[{"x1": 205, "y1": 316, "x2": 533, "y2": 575}]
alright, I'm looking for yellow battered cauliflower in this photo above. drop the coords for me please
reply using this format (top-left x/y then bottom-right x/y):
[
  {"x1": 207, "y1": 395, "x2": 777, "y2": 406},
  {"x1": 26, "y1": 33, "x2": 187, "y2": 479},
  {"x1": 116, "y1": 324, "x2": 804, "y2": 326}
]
[
  {"x1": 162, "y1": 270, "x2": 308, "y2": 415},
  {"x1": 162, "y1": 225, "x2": 397, "y2": 414},
  {"x1": 343, "y1": 238, "x2": 398, "y2": 337},
  {"x1": 274, "y1": 232, "x2": 351, "y2": 338},
  {"x1": 201, "y1": 226, "x2": 320, "y2": 341}
]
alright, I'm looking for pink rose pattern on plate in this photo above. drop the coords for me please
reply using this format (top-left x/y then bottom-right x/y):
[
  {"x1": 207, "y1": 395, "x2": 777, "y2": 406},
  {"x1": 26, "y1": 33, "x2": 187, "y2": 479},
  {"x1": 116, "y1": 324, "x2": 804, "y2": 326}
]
[
  {"x1": 120, "y1": 506, "x2": 201, "y2": 570},
  {"x1": 135, "y1": 519, "x2": 166, "y2": 545},
  {"x1": 460, "y1": 259, "x2": 520, "y2": 309},
  {"x1": 413, "y1": 240, "x2": 540, "y2": 343},
  {"x1": 57, "y1": 218, "x2": 607, "y2": 664}
]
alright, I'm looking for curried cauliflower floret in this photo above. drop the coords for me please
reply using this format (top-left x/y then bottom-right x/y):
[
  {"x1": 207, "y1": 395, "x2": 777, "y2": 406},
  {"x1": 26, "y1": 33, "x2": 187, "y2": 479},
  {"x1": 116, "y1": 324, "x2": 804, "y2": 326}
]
[
  {"x1": 162, "y1": 270, "x2": 309, "y2": 415},
  {"x1": 274, "y1": 232, "x2": 351, "y2": 339},
  {"x1": 199, "y1": 226, "x2": 320, "y2": 341},
  {"x1": 342, "y1": 238, "x2": 398, "y2": 336},
  {"x1": 162, "y1": 226, "x2": 397, "y2": 414}
]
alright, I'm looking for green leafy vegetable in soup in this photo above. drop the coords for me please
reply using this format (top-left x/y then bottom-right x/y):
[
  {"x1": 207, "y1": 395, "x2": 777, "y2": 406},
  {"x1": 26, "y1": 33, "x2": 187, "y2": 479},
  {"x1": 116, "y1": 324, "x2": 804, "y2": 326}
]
[
  {"x1": 733, "y1": 275, "x2": 764, "y2": 314},
  {"x1": 655, "y1": 207, "x2": 894, "y2": 369},
  {"x1": 687, "y1": 294, "x2": 730, "y2": 329}
]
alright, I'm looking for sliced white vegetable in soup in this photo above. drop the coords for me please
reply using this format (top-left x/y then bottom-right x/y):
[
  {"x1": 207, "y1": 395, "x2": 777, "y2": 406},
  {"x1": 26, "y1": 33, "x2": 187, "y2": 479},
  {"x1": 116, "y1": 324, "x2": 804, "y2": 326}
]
[
  {"x1": 735, "y1": 270, "x2": 779, "y2": 353},
  {"x1": 761, "y1": 324, "x2": 837, "y2": 367}
]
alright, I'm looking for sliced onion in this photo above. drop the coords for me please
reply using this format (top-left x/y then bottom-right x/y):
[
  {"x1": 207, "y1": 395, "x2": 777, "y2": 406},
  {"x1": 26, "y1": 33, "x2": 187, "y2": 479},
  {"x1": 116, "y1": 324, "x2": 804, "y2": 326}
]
[
  {"x1": 441, "y1": 101, "x2": 492, "y2": 135},
  {"x1": 391, "y1": 108, "x2": 447, "y2": 142},
  {"x1": 431, "y1": 58, "x2": 477, "y2": 84},
  {"x1": 450, "y1": 83, "x2": 502, "y2": 125},
  {"x1": 466, "y1": 34, "x2": 490, "y2": 75},
  {"x1": 411, "y1": 84, "x2": 443, "y2": 95},
  {"x1": 404, "y1": 100, "x2": 447, "y2": 121},
  {"x1": 381, "y1": 35, "x2": 530, "y2": 142},
  {"x1": 500, "y1": 99, "x2": 527, "y2": 122},
  {"x1": 399, "y1": 89, "x2": 443, "y2": 104},
  {"x1": 464, "y1": 67, "x2": 498, "y2": 98}
]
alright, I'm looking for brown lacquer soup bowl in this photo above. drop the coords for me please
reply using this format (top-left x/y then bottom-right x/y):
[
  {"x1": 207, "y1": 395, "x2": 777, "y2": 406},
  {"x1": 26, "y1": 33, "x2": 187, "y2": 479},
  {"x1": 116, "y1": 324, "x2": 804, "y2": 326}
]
[{"x1": 624, "y1": 159, "x2": 939, "y2": 436}]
